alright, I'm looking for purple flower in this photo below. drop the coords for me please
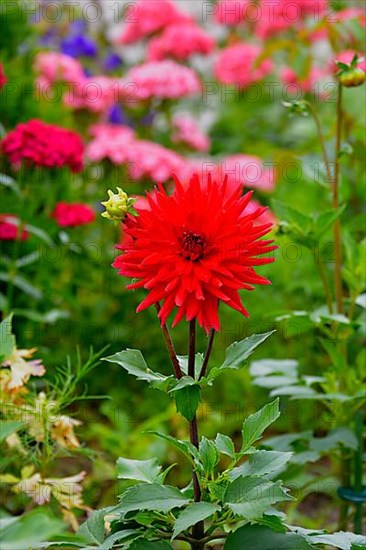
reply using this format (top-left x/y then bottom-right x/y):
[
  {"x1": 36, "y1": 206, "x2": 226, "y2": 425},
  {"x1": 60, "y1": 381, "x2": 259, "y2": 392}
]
[
  {"x1": 108, "y1": 104, "x2": 132, "y2": 126},
  {"x1": 61, "y1": 34, "x2": 97, "y2": 58},
  {"x1": 103, "y1": 53, "x2": 123, "y2": 72}
]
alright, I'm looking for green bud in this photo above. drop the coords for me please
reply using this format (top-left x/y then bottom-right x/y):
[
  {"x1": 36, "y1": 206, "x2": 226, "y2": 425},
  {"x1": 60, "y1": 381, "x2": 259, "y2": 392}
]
[{"x1": 101, "y1": 187, "x2": 135, "y2": 222}]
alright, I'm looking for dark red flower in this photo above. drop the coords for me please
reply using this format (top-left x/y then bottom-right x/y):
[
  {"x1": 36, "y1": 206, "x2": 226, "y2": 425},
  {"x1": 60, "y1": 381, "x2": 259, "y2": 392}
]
[
  {"x1": 113, "y1": 174, "x2": 276, "y2": 332},
  {"x1": 0, "y1": 214, "x2": 29, "y2": 241},
  {"x1": 52, "y1": 202, "x2": 95, "y2": 227},
  {"x1": 1, "y1": 119, "x2": 84, "y2": 172}
]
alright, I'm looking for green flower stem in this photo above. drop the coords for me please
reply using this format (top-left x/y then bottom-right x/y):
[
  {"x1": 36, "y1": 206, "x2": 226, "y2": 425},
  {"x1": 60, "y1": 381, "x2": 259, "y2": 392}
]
[
  {"x1": 333, "y1": 83, "x2": 344, "y2": 315},
  {"x1": 305, "y1": 101, "x2": 333, "y2": 183},
  {"x1": 155, "y1": 303, "x2": 183, "y2": 379},
  {"x1": 353, "y1": 409, "x2": 364, "y2": 534},
  {"x1": 199, "y1": 329, "x2": 216, "y2": 380},
  {"x1": 339, "y1": 449, "x2": 352, "y2": 530},
  {"x1": 316, "y1": 253, "x2": 334, "y2": 314},
  {"x1": 188, "y1": 319, "x2": 205, "y2": 549}
]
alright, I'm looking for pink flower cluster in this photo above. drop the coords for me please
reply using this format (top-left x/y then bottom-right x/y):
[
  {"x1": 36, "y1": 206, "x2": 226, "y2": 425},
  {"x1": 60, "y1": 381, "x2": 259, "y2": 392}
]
[
  {"x1": 35, "y1": 52, "x2": 84, "y2": 87},
  {"x1": 255, "y1": 0, "x2": 329, "y2": 38},
  {"x1": 64, "y1": 76, "x2": 120, "y2": 113},
  {"x1": 215, "y1": 44, "x2": 273, "y2": 86},
  {"x1": 0, "y1": 215, "x2": 29, "y2": 241},
  {"x1": 1, "y1": 119, "x2": 84, "y2": 172},
  {"x1": 280, "y1": 66, "x2": 330, "y2": 95},
  {"x1": 172, "y1": 115, "x2": 210, "y2": 152},
  {"x1": 123, "y1": 60, "x2": 201, "y2": 100},
  {"x1": 117, "y1": 0, "x2": 192, "y2": 44},
  {"x1": 214, "y1": 0, "x2": 254, "y2": 26},
  {"x1": 148, "y1": 23, "x2": 215, "y2": 61},
  {"x1": 221, "y1": 155, "x2": 276, "y2": 192},
  {"x1": 86, "y1": 124, "x2": 184, "y2": 183},
  {"x1": 52, "y1": 202, "x2": 95, "y2": 228},
  {"x1": 86, "y1": 124, "x2": 136, "y2": 164}
]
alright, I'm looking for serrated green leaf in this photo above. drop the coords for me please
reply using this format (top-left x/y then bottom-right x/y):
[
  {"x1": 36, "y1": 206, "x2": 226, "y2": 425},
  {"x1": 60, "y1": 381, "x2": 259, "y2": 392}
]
[
  {"x1": 103, "y1": 349, "x2": 172, "y2": 391},
  {"x1": 208, "y1": 332, "x2": 275, "y2": 382},
  {"x1": 224, "y1": 477, "x2": 293, "y2": 520},
  {"x1": 172, "y1": 502, "x2": 220, "y2": 540},
  {"x1": 116, "y1": 457, "x2": 162, "y2": 483},
  {"x1": 199, "y1": 437, "x2": 219, "y2": 476},
  {"x1": 0, "y1": 509, "x2": 64, "y2": 550},
  {"x1": 229, "y1": 451, "x2": 292, "y2": 480},
  {"x1": 147, "y1": 432, "x2": 199, "y2": 464},
  {"x1": 77, "y1": 509, "x2": 106, "y2": 544},
  {"x1": 224, "y1": 524, "x2": 313, "y2": 550},
  {"x1": 215, "y1": 433, "x2": 236, "y2": 459},
  {"x1": 174, "y1": 384, "x2": 200, "y2": 421},
  {"x1": 115, "y1": 483, "x2": 189, "y2": 513},
  {"x1": 130, "y1": 540, "x2": 174, "y2": 550},
  {"x1": 177, "y1": 354, "x2": 204, "y2": 379},
  {"x1": 241, "y1": 399, "x2": 280, "y2": 453}
]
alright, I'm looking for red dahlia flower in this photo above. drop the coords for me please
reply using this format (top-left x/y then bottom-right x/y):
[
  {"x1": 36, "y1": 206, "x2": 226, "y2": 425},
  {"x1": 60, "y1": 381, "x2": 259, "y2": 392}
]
[
  {"x1": 52, "y1": 202, "x2": 95, "y2": 227},
  {"x1": 113, "y1": 174, "x2": 276, "y2": 331}
]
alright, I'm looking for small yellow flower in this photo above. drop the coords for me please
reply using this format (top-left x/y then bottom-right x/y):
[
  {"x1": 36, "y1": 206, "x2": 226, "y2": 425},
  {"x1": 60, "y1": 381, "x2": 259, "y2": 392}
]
[{"x1": 101, "y1": 187, "x2": 135, "y2": 222}]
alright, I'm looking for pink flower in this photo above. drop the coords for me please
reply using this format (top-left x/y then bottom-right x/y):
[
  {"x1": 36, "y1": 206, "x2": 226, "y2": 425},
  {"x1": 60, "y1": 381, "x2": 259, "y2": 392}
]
[
  {"x1": 245, "y1": 198, "x2": 276, "y2": 226},
  {"x1": 1, "y1": 119, "x2": 84, "y2": 172},
  {"x1": 148, "y1": 22, "x2": 214, "y2": 61},
  {"x1": 214, "y1": 0, "x2": 254, "y2": 26},
  {"x1": 0, "y1": 63, "x2": 7, "y2": 89},
  {"x1": 280, "y1": 66, "x2": 331, "y2": 95},
  {"x1": 117, "y1": 0, "x2": 192, "y2": 44},
  {"x1": 331, "y1": 50, "x2": 366, "y2": 73},
  {"x1": 85, "y1": 124, "x2": 136, "y2": 164},
  {"x1": 52, "y1": 203, "x2": 95, "y2": 228},
  {"x1": 172, "y1": 115, "x2": 210, "y2": 152},
  {"x1": 215, "y1": 44, "x2": 273, "y2": 87},
  {"x1": 123, "y1": 61, "x2": 201, "y2": 100},
  {"x1": 222, "y1": 155, "x2": 276, "y2": 192},
  {"x1": 336, "y1": 7, "x2": 366, "y2": 26},
  {"x1": 127, "y1": 140, "x2": 185, "y2": 182},
  {"x1": 35, "y1": 52, "x2": 84, "y2": 85},
  {"x1": 64, "y1": 76, "x2": 121, "y2": 113},
  {"x1": 0, "y1": 215, "x2": 29, "y2": 241},
  {"x1": 255, "y1": 0, "x2": 328, "y2": 39}
]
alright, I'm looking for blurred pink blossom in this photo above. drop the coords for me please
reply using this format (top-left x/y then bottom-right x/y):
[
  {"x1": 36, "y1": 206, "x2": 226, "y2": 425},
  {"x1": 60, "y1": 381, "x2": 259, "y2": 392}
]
[
  {"x1": 123, "y1": 60, "x2": 201, "y2": 100},
  {"x1": 86, "y1": 124, "x2": 136, "y2": 164},
  {"x1": 116, "y1": 0, "x2": 192, "y2": 44},
  {"x1": 148, "y1": 22, "x2": 214, "y2": 61},
  {"x1": 280, "y1": 66, "x2": 331, "y2": 95},
  {"x1": 172, "y1": 115, "x2": 210, "y2": 152},
  {"x1": 222, "y1": 154, "x2": 276, "y2": 192},
  {"x1": 64, "y1": 76, "x2": 121, "y2": 113},
  {"x1": 214, "y1": 0, "x2": 254, "y2": 26},
  {"x1": 127, "y1": 140, "x2": 185, "y2": 182},
  {"x1": 215, "y1": 44, "x2": 273, "y2": 86},
  {"x1": 35, "y1": 52, "x2": 84, "y2": 86},
  {"x1": 331, "y1": 50, "x2": 366, "y2": 73}
]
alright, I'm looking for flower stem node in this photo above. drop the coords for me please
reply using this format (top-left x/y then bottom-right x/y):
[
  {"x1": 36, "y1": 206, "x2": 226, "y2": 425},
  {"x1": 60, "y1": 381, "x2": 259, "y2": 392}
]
[{"x1": 101, "y1": 187, "x2": 136, "y2": 222}]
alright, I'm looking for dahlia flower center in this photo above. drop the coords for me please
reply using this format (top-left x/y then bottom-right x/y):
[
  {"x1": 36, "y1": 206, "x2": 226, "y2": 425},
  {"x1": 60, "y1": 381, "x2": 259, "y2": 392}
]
[{"x1": 180, "y1": 231, "x2": 206, "y2": 261}]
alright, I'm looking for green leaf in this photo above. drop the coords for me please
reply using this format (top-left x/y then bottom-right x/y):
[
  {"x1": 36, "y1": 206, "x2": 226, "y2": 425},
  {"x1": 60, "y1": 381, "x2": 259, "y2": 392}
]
[
  {"x1": 288, "y1": 526, "x2": 366, "y2": 549},
  {"x1": 103, "y1": 349, "x2": 172, "y2": 391},
  {"x1": 199, "y1": 437, "x2": 220, "y2": 476},
  {"x1": 147, "y1": 432, "x2": 199, "y2": 464},
  {"x1": 272, "y1": 200, "x2": 311, "y2": 235},
  {"x1": 169, "y1": 375, "x2": 197, "y2": 392},
  {"x1": 0, "y1": 421, "x2": 24, "y2": 442},
  {"x1": 100, "y1": 530, "x2": 140, "y2": 549},
  {"x1": 224, "y1": 524, "x2": 313, "y2": 550},
  {"x1": 177, "y1": 353, "x2": 204, "y2": 379},
  {"x1": 77, "y1": 509, "x2": 106, "y2": 544},
  {"x1": 115, "y1": 483, "x2": 189, "y2": 513},
  {"x1": 215, "y1": 433, "x2": 236, "y2": 459},
  {"x1": 0, "y1": 509, "x2": 64, "y2": 550},
  {"x1": 229, "y1": 450, "x2": 292, "y2": 480},
  {"x1": 174, "y1": 384, "x2": 200, "y2": 421},
  {"x1": 116, "y1": 457, "x2": 162, "y2": 484},
  {"x1": 0, "y1": 314, "x2": 15, "y2": 361},
  {"x1": 224, "y1": 477, "x2": 292, "y2": 520},
  {"x1": 241, "y1": 399, "x2": 280, "y2": 453},
  {"x1": 313, "y1": 205, "x2": 346, "y2": 238},
  {"x1": 208, "y1": 332, "x2": 275, "y2": 382},
  {"x1": 172, "y1": 502, "x2": 220, "y2": 540},
  {"x1": 0, "y1": 173, "x2": 20, "y2": 195}
]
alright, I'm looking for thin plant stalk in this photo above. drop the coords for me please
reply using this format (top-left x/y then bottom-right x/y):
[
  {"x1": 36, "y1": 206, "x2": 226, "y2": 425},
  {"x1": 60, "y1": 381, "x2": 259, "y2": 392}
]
[{"x1": 333, "y1": 83, "x2": 344, "y2": 314}]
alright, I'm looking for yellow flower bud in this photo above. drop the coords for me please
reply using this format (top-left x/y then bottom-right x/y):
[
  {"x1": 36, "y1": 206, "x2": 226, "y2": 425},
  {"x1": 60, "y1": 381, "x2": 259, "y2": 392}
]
[{"x1": 101, "y1": 187, "x2": 132, "y2": 222}]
